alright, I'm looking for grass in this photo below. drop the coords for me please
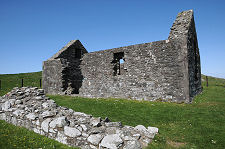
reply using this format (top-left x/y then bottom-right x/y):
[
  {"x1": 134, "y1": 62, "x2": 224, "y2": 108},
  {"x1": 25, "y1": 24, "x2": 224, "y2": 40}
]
[
  {"x1": 0, "y1": 120, "x2": 76, "y2": 149},
  {"x1": 0, "y1": 71, "x2": 42, "y2": 96},
  {"x1": 0, "y1": 72, "x2": 225, "y2": 148}
]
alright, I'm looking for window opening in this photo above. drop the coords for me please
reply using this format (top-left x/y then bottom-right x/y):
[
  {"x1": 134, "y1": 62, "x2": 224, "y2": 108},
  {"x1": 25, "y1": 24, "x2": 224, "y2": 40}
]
[
  {"x1": 112, "y1": 52, "x2": 125, "y2": 75},
  {"x1": 120, "y1": 59, "x2": 124, "y2": 64},
  {"x1": 75, "y1": 49, "x2": 81, "y2": 58}
]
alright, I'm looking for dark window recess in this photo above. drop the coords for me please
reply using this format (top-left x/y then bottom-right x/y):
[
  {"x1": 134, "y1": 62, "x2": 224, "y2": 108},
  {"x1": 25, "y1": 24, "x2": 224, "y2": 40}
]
[
  {"x1": 75, "y1": 49, "x2": 82, "y2": 58},
  {"x1": 112, "y1": 52, "x2": 125, "y2": 75}
]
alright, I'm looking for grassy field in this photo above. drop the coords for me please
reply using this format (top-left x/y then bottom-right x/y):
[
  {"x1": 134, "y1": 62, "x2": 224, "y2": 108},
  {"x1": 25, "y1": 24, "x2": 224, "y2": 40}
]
[
  {"x1": 0, "y1": 71, "x2": 42, "y2": 96},
  {"x1": 0, "y1": 72, "x2": 225, "y2": 148}
]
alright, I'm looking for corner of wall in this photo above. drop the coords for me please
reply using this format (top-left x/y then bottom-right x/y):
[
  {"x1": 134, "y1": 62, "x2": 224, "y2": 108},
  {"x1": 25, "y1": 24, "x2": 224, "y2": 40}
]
[{"x1": 168, "y1": 10, "x2": 195, "y2": 103}]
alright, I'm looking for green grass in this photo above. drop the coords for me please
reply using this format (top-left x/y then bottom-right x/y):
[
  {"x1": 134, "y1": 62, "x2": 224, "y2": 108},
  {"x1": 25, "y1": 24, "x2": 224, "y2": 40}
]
[
  {"x1": 0, "y1": 71, "x2": 42, "y2": 96},
  {"x1": 0, "y1": 72, "x2": 225, "y2": 148},
  {"x1": 48, "y1": 75, "x2": 225, "y2": 149},
  {"x1": 0, "y1": 120, "x2": 76, "y2": 149}
]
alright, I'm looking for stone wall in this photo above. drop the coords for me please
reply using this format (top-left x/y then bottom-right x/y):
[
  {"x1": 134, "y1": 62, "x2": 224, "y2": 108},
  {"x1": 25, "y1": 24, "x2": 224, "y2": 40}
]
[
  {"x1": 0, "y1": 87, "x2": 158, "y2": 149},
  {"x1": 42, "y1": 10, "x2": 202, "y2": 103},
  {"x1": 43, "y1": 40, "x2": 88, "y2": 95},
  {"x1": 80, "y1": 40, "x2": 187, "y2": 102},
  {"x1": 168, "y1": 10, "x2": 202, "y2": 101}
]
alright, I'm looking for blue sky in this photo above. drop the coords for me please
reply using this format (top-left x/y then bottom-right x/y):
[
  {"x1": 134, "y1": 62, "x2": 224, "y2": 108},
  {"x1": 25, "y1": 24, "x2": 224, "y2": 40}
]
[{"x1": 0, "y1": 0, "x2": 225, "y2": 78}]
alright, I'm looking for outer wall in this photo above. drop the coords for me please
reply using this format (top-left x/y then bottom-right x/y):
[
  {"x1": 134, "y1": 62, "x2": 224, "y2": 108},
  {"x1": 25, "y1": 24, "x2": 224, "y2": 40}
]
[{"x1": 79, "y1": 40, "x2": 188, "y2": 102}]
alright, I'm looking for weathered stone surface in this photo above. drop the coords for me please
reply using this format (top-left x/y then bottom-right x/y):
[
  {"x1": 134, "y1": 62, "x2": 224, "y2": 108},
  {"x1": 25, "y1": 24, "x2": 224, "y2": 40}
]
[
  {"x1": 42, "y1": 10, "x2": 201, "y2": 103},
  {"x1": 87, "y1": 134, "x2": 103, "y2": 145},
  {"x1": 34, "y1": 96, "x2": 43, "y2": 100},
  {"x1": 135, "y1": 125, "x2": 147, "y2": 132},
  {"x1": 147, "y1": 126, "x2": 159, "y2": 134},
  {"x1": 15, "y1": 100, "x2": 22, "y2": 104},
  {"x1": 64, "y1": 126, "x2": 81, "y2": 137},
  {"x1": 13, "y1": 109, "x2": 25, "y2": 117},
  {"x1": 26, "y1": 113, "x2": 38, "y2": 120},
  {"x1": 56, "y1": 131, "x2": 67, "y2": 144},
  {"x1": 135, "y1": 125, "x2": 156, "y2": 139},
  {"x1": 0, "y1": 87, "x2": 158, "y2": 148},
  {"x1": 9, "y1": 99, "x2": 16, "y2": 105},
  {"x1": 100, "y1": 134, "x2": 123, "y2": 149},
  {"x1": 89, "y1": 126, "x2": 107, "y2": 134},
  {"x1": 105, "y1": 122, "x2": 122, "y2": 127},
  {"x1": 80, "y1": 124, "x2": 88, "y2": 131},
  {"x1": 41, "y1": 110, "x2": 56, "y2": 118},
  {"x1": 1, "y1": 101, "x2": 11, "y2": 111},
  {"x1": 49, "y1": 116, "x2": 68, "y2": 128},
  {"x1": 41, "y1": 118, "x2": 52, "y2": 132},
  {"x1": 90, "y1": 117, "x2": 101, "y2": 127},
  {"x1": 34, "y1": 128, "x2": 40, "y2": 134},
  {"x1": 124, "y1": 140, "x2": 142, "y2": 149},
  {"x1": 42, "y1": 100, "x2": 56, "y2": 109}
]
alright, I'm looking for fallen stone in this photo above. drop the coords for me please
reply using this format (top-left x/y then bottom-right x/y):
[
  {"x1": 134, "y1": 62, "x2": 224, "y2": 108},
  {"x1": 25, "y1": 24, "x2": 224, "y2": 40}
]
[
  {"x1": 89, "y1": 144, "x2": 97, "y2": 149},
  {"x1": 34, "y1": 96, "x2": 43, "y2": 100},
  {"x1": 42, "y1": 102, "x2": 50, "y2": 109},
  {"x1": 15, "y1": 100, "x2": 22, "y2": 104},
  {"x1": 56, "y1": 131, "x2": 67, "y2": 144},
  {"x1": 123, "y1": 135, "x2": 136, "y2": 141},
  {"x1": 134, "y1": 125, "x2": 154, "y2": 138},
  {"x1": 49, "y1": 116, "x2": 68, "y2": 128},
  {"x1": 87, "y1": 134, "x2": 103, "y2": 145},
  {"x1": 123, "y1": 140, "x2": 142, "y2": 149},
  {"x1": 133, "y1": 133, "x2": 141, "y2": 140},
  {"x1": 147, "y1": 126, "x2": 159, "y2": 134},
  {"x1": 41, "y1": 118, "x2": 52, "y2": 132},
  {"x1": 135, "y1": 125, "x2": 147, "y2": 132},
  {"x1": 105, "y1": 122, "x2": 122, "y2": 127},
  {"x1": 9, "y1": 99, "x2": 16, "y2": 105},
  {"x1": 74, "y1": 112, "x2": 90, "y2": 117},
  {"x1": 26, "y1": 113, "x2": 38, "y2": 120},
  {"x1": 80, "y1": 124, "x2": 88, "y2": 131},
  {"x1": 90, "y1": 117, "x2": 101, "y2": 127},
  {"x1": 41, "y1": 110, "x2": 56, "y2": 118},
  {"x1": 34, "y1": 128, "x2": 40, "y2": 133},
  {"x1": 13, "y1": 109, "x2": 25, "y2": 117},
  {"x1": 1, "y1": 101, "x2": 11, "y2": 111},
  {"x1": 89, "y1": 127, "x2": 106, "y2": 134},
  {"x1": 100, "y1": 134, "x2": 123, "y2": 149},
  {"x1": 64, "y1": 126, "x2": 81, "y2": 137}
]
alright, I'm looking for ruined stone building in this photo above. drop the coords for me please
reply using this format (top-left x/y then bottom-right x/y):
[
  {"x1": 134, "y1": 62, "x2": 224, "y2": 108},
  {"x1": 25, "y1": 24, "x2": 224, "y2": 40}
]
[{"x1": 42, "y1": 10, "x2": 202, "y2": 103}]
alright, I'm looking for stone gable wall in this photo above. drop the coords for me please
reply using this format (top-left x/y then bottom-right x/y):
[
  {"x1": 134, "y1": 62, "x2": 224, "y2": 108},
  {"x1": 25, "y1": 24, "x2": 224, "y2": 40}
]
[{"x1": 43, "y1": 40, "x2": 88, "y2": 95}]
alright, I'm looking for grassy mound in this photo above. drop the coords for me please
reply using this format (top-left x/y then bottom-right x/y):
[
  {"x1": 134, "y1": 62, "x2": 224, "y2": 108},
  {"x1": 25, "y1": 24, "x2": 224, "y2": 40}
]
[{"x1": 0, "y1": 72, "x2": 225, "y2": 148}]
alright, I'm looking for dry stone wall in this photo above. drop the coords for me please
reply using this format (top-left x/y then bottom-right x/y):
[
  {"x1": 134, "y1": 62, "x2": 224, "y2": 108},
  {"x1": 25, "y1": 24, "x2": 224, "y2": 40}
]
[{"x1": 0, "y1": 87, "x2": 158, "y2": 149}]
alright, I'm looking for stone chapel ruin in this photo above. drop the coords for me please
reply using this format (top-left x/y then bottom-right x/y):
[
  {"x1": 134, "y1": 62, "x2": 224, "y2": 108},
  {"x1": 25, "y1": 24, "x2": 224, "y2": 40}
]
[{"x1": 43, "y1": 10, "x2": 202, "y2": 103}]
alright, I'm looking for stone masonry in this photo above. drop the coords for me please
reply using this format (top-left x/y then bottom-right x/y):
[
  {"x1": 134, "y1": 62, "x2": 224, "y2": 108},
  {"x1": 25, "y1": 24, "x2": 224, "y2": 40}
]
[
  {"x1": 0, "y1": 87, "x2": 158, "y2": 149},
  {"x1": 43, "y1": 10, "x2": 202, "y2": 103}
]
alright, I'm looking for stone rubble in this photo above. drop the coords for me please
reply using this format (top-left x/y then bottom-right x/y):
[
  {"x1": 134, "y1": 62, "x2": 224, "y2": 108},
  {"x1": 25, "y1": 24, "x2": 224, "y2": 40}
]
[{"x1": 0, "y1": 87, "x2": 158, "y2": 149}]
